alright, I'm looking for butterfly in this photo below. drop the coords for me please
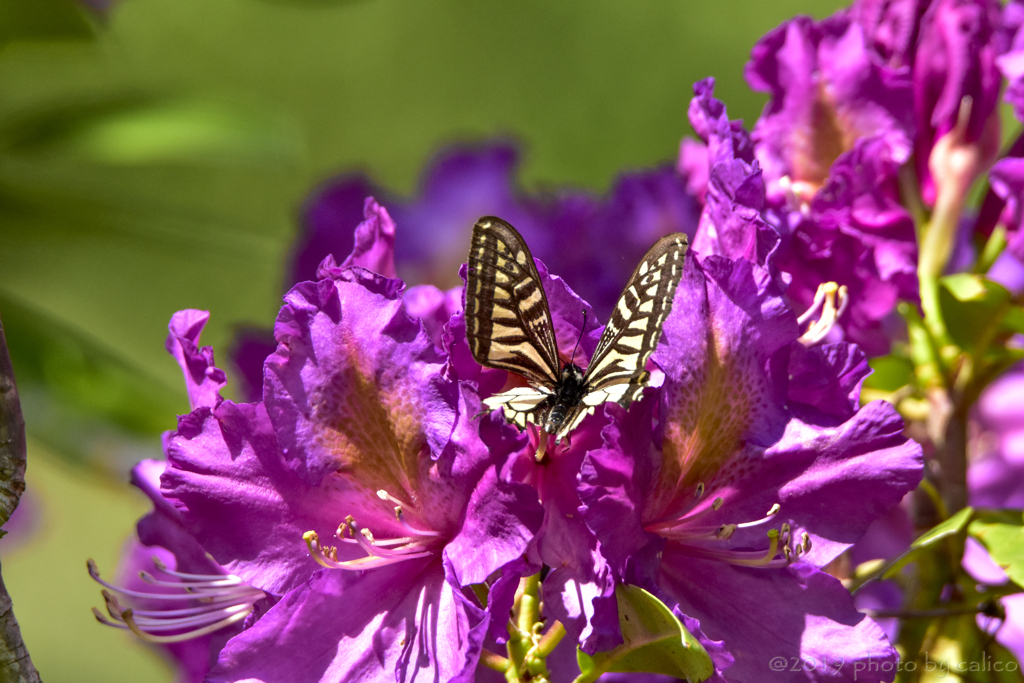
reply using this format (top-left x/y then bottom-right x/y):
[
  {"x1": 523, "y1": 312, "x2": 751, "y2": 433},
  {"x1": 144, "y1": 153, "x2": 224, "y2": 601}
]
[{"x1": 464, "y1": 216, "x2": 689, "y2": 448}]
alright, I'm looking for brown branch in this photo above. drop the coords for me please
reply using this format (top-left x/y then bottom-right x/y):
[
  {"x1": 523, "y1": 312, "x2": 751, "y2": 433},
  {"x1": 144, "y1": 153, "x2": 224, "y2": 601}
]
[{"x1": 0, "y1": 313, "x2": 41, "y2": 683}]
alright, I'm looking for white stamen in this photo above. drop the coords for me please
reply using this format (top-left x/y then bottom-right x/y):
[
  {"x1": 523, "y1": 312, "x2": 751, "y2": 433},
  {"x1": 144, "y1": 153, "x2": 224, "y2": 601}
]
[
  {"x1": 798, "y1": 282, "x2": 849, "y2": 346},
  {"x1": 88, "y1": 558, "x2": 263, "y2": 645}
]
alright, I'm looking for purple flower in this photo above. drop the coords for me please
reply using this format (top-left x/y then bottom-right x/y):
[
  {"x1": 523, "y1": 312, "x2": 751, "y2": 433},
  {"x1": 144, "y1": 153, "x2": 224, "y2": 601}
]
[
  {"x1": 89, "y1": 458, "x2": 267, "y2": 683},
  {"x1": 685, "y1": 79, "x2": 917, "y2": 355},
  {"x1": 576, "y1": 232, "x2": 923, "y2": 681},
  {"x1": 912, "y1": 0, "x2": 1003, "y2": 207},
  {"x1": 969, "y1": 363, "x2": 1024, "y2": 508},
  {"x1": 234, "y1": 142, "x2": 700, "y2": 398},
  {"x1": 852, "y1": 0, "x2": 930, "y2": 68},
  {"x1": 987, "y1": 158, "x2": 1024, "y2": 262},
  {"x1": 151, "y1": 267, "x2": 542, "y2": 681},
  {"x1": 776, "y1": 136, "x2": 920, "y2": 355},
  {"x1": 997, "y1": 0, "x2": 1024, "y2": 122},
  {"x1": 745, "y1": 13, "x2": 913, "y2": 207}
]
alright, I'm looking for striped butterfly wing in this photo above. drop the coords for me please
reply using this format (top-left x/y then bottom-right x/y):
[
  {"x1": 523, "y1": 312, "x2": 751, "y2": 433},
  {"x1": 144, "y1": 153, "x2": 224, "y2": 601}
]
[
  {"x1": 465, "y1": 217, "x2": 561, "y2": 388},
  {"x1": 554, "y1": 233, "x2": 690, "y2": 439}
]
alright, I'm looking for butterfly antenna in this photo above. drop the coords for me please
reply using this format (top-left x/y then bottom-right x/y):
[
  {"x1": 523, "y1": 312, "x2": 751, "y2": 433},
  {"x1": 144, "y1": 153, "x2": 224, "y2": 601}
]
[{"x1": 569, "y1": 309, "x2": 587, "y2": 366}]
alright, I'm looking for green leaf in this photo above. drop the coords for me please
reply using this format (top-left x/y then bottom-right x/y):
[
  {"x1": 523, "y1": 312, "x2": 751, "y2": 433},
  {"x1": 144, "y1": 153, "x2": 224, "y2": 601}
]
[
  {"x1": 1002, "y1": 306, "x2": 1024, "y2": 335},
  {"x1": 576, "y1": 585, "x2": 713, "y2": 682},
  {"x1": 0, "y1": 0, "x2": 95, "y2": 44},
  {"x1": 881, "y1": 507, "x2": 974, "y2": 580},
  {"x1": 1, "y1": 97, "x2": 303, "y2": 166},
  {"x1": 938, "y1": 275, "x2": 1011, "y2": 352},
  {"x1": 968, "y1": 510, "x2": 1024, "y2": 587},
  {"x1": 0, "y1": 291, "x2": 185, "y2": 476},
  {"x1": 864, "y1": 354, "x2": 914, "y2": 392},
  {"x1": 942, "y1": 273, "x2": 991, "y2": 302}
]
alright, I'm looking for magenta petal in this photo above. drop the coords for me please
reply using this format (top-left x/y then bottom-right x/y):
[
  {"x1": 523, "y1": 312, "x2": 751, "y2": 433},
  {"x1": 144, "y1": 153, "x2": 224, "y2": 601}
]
[
  {"x1": 786, "y1": 343, "x2": 871, "y2": 423},
  {"x1": 722, "y1": 401, "x2": 923, "y2": 567},
  {"x1": 265, "y1": 267, "x2": 455, "y2": 485},
  {"x1": 578, "y1": 400, "x2": 661, "y2": 580},
  {"x1": 166, "y1": 310, "x2": 227, "y2": 411},
  {"x1": 163, "y1": 401, "x2": 353, "y2": 595},
  {"x1": 445, "y1": 462, "x2": 543, "y2": 587},
  {"x1": 661, "y1": 557, "x2": 898, "y2": 683},
  {"x1": 210, "y1": 559, "x2": 487, "y2": 683},
  {"x1": 336, "y1": 197, "x2": 397, "y2": 278}
]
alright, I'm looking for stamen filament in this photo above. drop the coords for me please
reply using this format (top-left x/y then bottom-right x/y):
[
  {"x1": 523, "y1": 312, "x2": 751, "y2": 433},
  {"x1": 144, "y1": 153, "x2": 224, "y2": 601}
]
[
  {"x1": 735, "y1": 504, "x2": 781, "y2": 529},
  {"x1": 120, "y1": 607, "x2": 251, "y2": 644},
  {"x1": 799, "y1": 282, "x2": 849, "y2": 346}
]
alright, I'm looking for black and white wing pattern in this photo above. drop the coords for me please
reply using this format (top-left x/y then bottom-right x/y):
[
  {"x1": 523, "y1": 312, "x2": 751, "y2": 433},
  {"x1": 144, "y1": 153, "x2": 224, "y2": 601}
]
[
  {"x1": 465, "y1": 217, "x2": 561, "y2": 386},
  {"x1": 465, "y1": 215, "x2": 688, "y2": 441},
  {"x1": 556, "y1": 232, "x2": 689, "y2": 438}
]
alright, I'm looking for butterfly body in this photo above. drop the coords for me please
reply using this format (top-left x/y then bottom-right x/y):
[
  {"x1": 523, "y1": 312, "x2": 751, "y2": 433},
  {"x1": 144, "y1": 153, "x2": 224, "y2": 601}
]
[
  {"x1": 465, "y1": 217, "x2": 688, "y2": 444},
  {"x1": 538, "y1": 362, "x2": 587, "y2": 435}
]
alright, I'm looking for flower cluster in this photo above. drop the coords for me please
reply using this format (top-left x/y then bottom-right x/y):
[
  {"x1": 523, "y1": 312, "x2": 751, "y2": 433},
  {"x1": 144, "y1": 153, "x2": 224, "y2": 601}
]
[{"x1": 91, "y1": 0, "x2": 1024, "y2": 681}]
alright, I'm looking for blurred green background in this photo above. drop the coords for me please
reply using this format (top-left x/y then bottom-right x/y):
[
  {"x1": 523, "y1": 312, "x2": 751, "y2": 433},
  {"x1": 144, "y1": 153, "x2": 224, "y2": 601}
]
[{"x1": 0, "y1": 0, "x2": 844, "y2": 680}]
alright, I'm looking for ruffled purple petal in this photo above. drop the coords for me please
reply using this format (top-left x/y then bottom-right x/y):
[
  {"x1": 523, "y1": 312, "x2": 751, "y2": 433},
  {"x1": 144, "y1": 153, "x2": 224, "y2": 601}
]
[
  {"x1": 913, "y1": 0, "x2": 1003, "y2": 205},
  {"x1": 786, "y1": 343, "x2": 871, "y2": 423},
  {"x1": 443, "y1": 386, "x2": 544, "y2": 588},
  {"x1": 292, "y1": 176, "x2": 379, "y2": 286},
  {"x1": 746, "y1": 13, "x2": 913, "y2": 203},
  {"x1": 404, "y1": 284, "x2": 462, "y2": 349},
  {"x1": 505, "y1": 415, "x2": 621, "y2": 655},
  {"x1": 717, "y1": 400, "x2": 924, "y2": 567},
  {"x1": 166, "y1": 310, "x2": 227, "y2": 411},
  {"x1": 209, "y1": 558, "x2": 487, "y2": 683},
  {"x1": 989, "y1": 157, "x2": 1024, "y2": 260},
  {"x1": 162, "y1": 401, "x2": 357, "y2": 595},
  {"x1": 852, "y1": 0, "x2": 929, "y2": 68},
  {"x1": 578, "y1": 399, "x2": 661, "y2": 579},
  {"x1": 660, "y1": 558, "x2": 898, "y2": 683},
  {"x1": 264, "y1": 267, "x2": 455, "y2": 486},
  {"x1": 334, "y1": 197, "x2": 397, "y2": 278}
]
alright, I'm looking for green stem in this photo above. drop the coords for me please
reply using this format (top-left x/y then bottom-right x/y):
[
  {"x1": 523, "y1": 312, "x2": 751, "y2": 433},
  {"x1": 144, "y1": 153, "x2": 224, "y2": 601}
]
[{"x1": 976, "y1": 226, "x2": 1008, "y2": 274}]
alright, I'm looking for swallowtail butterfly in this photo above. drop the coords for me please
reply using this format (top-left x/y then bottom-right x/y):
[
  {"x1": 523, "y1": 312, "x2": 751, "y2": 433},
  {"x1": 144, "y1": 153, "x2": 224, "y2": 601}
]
[{"x1": 465, "y1": 216, "x2": 688, "y2": 446}]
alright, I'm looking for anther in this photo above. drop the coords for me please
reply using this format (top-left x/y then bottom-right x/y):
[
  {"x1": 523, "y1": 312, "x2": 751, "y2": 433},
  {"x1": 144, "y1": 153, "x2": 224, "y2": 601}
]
[
  {"x1": 694, "y1": 483, "x2": 705, "y2": 500},
  {"x1": 798, "y1": 282, "x2": 849, "y2": 346}
]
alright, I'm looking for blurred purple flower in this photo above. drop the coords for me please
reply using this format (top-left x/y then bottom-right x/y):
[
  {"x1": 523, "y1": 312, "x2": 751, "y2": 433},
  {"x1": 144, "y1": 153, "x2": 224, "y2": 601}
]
[
  {"x1": 969, "y1": 363, "x2": 1024, "y2": 508},
  {"x1": 997, "y1": 1, "x2": 1024, "y2": 121},
  {"x1": 987, "y1": 158, "x2": 1024, "y2": 262},
  {"x1": 234, "y1": 141, "x2": 699, "y2": 400},
  {"x1": 90, "y1": 458, "x2": 267, "y2": 683}
]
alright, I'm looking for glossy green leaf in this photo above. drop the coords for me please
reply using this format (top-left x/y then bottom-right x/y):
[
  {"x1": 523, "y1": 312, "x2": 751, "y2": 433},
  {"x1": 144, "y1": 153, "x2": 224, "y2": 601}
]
[
  {"x1": 577, "y1": 585, "x2": 713, "y2": 682},
  {"x1": 881, "y1": 507, "x2": 974, "y2": 580},
  {"x1": 969, "y1": 510, "x2": 1024, "y2": 587}
]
